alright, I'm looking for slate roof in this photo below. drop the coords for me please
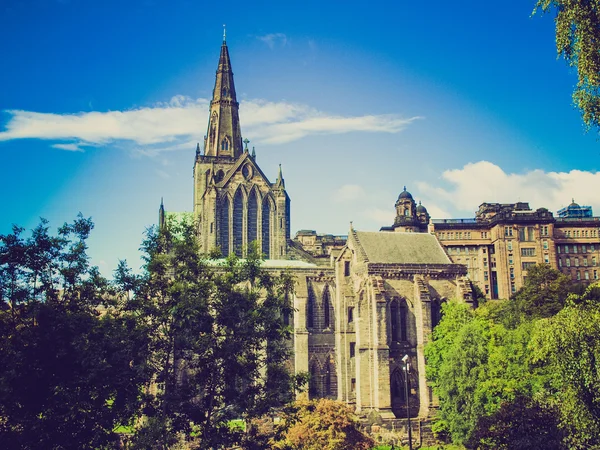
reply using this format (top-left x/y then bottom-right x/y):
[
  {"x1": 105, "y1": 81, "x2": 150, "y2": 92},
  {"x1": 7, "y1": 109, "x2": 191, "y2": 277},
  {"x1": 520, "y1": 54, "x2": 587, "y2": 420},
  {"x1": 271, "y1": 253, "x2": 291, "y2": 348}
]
[{"x1": 353, "y1": 231, "x2": 451, "y2": 265}]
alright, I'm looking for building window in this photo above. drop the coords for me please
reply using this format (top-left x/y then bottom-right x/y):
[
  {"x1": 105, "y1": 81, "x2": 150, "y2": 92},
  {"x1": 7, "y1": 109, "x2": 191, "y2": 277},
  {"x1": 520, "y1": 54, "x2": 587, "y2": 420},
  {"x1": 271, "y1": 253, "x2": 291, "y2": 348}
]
[
  {"x1": 507, "y1": 241, "x2": 513, "y2": 251},
  {"x1": 323, "y1": 288, "x2": 331, "y2": 328},
  {"x1": 567, "y1": 258, "x2": 571, "y2": 267},
  {"x1": 557, "y1": 246, "x2": 561, "y2": 254},
  {"x1": 521, "y1": 248, "x2": 536, "y2": 257},
  {"x1": 508, "y1": 255, "x2": 513, "y2": 265},
  {"x1": 390, "y1": 300, "x2": 399, "y2": 342},
  {"x1": 543, "y1": 241, "x2": 549, "y2": 250},
  {"x1": 544, "y1": 254, "x2": 550, "y2": 264},
  {"x1": 541, "y1": 225, "x2": 549, "y2": 236},
  {"x1": 505, "y1": 227, "x2": 513, "y2": 237},
  {"x1": 584, "y1": 258, "x2": 589, "y2": 267},
  {"x1": 522, "y1": 262, "x2": 536, "y2": 270},
  {"x1": 565, "y1": 245, "x2": 569, "y2": 253},
  {"x1": 344, "y1": 261, "x2": 350, "y2": 276},
  {"x1": 484, "y1": 271, "x2": 489, "y2": 281},
  {"x1": 583, "y1": 245, "x2": 587, "y2": 253},
  {"x1": 399, "y1": 301, "x2": 408, "y2": 341},
  {"x1": 221, "y1": 137, "x2": 230, "y2": 151},
  {"x1": 585, "y1": 271, "x2": 590, "y2": 280},
  {"x1": 350, "y1": 342, "x2": 356, "y2": 358},
  {"x1": 348, "y1": 307, "x2": 354, "y2": 323},
  {"x1": 577, "y1": 271, "x2": 581, "y2": 280},
  {"x1": 595, "y1": 270, "x2": 598, "y2": 280},
  {"x1": 510, "y1": 268, "x2": 515, "y2": 279},
  {"x1": 559, "y1": 259, "x2": 563, "y2": 268},
  {"x1": 351, "y1": 378, "x2": 356, "y2": 392},
  {"x1": 575, "y1": 258, "x2": 580, "y2": 267},
  {"x1": 307, "y1": 293, "x2": 314, "y2": 328},
  {"x1": 591, "y1": 245, "x2": 595, "y2": 251},
  {"x1": 511, "y1": 282, "x2": 516, "y2": 293},
  {"x1": 593, "y1": 257, "x2": 597, "y2": 266}
]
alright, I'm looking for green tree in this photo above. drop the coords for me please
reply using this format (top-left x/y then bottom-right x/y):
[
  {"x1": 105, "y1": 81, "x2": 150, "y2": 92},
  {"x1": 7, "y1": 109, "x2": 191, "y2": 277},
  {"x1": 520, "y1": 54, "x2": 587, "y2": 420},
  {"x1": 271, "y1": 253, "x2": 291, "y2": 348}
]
[
  {"x1": 130, "y1": 217, "x2": 301, "y2": 449},
  {"x1": 425, "y1": 301, "x2": 548, "y2": 445},
  {"x1": 0, "y1": 216, "x2": 152, "y2": 449},
  {"x1": 530, "y1": 283, "x2": 600, "y2": 449},
  {"x1": 507, "y1": 264, "x2": 570, "y2": 324},
  {"x1": 534, "y1": 1, "x2": 600, "y2": 133},
  {"x1": 467, "y1": 395, "x2": 563, "y2": 450},
  {"x1": 272, "y1": 398, "x2": 374, "y2": 450}
]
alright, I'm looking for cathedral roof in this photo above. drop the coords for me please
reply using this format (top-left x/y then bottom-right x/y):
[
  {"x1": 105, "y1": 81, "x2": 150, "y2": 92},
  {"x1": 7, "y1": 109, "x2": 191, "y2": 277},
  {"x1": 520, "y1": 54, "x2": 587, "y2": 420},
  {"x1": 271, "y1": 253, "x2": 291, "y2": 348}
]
[{"x1": 353, "y1": 231, "x2": 451, "y2": 265}]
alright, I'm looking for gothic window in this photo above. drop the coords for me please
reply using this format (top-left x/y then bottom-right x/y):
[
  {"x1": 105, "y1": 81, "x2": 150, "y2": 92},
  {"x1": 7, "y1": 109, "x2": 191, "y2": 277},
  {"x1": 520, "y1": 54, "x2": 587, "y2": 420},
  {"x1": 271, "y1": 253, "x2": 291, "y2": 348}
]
[
  {"x1": 233, "y1": 189, "x2": 243, "y2": 257},
  {"x1": 307, "y1": 286, "x2": 315, "y2": 329},
  {"x1": 247, "y1": 189, "x2": 258, "y2": 248},
  {"x1": 390, "y1": 300, "x2": 399, "y2": 342},
  {"x1": 221, "y1": 137, "x2": 230, "y2": 152},
  {"x1": 391, "y1": 368, "x2": 406, "y2": 402},
  {"x1": 309, "y1": 363, "x2": 318, "y2": 398},
  {"x1": 400, "y1": 299, "x2": 408, "y2": 341},
  {"x1": 218, "y1": 196, "x2": 230, "y2": 256},
  {"x1": 431, "y1": 298, "x2": 442, "y2": 329},
  {"x1": 323, "y1": 287, "x2": 331, "y2": 328},
  {"x1": 324, "y1": 359, "x2": 332, "y2": 396},
  {"x1": 404, "y1": 208, "x2": 410, "y2": 216},
  {"x1": 261, "y1": 197, "x2": 272, "y2": 258}
]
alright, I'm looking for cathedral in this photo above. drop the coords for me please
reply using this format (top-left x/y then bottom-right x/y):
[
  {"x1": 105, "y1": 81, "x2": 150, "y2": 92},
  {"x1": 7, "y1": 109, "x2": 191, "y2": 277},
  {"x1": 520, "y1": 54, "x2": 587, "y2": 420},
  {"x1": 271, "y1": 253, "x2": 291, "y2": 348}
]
[{"x1": 162, "y1": 36, "x2": 600, "y2": 424}]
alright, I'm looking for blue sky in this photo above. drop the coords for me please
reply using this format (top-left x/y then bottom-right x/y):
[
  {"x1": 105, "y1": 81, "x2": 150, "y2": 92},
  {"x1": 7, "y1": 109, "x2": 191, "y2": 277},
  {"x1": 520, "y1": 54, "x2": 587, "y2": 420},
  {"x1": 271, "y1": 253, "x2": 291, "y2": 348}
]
[{"x1": 2, "y1": 0, "x2": 599, "y2": 276}]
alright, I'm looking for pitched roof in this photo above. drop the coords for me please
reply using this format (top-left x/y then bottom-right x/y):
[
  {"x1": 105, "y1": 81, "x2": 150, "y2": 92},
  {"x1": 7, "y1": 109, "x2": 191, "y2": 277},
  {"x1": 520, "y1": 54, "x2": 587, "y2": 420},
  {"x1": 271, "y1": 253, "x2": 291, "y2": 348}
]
[{"x1": 353, "y1": 231, "x2": 451, "y2": 265}]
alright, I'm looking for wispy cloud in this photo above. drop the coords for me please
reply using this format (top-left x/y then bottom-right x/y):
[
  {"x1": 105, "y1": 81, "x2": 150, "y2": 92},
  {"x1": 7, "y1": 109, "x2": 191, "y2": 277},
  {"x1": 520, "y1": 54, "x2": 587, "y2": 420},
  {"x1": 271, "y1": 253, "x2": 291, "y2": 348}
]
[
  {"x1": 256, "y1": 33, "x2": 288, "y2": 49},
  {"x1": 418, "y1": 161, "x2": 600, "y2": 217},
  {"x1": 332, "y1": 184, "x2": 366, "y2": 203},
  {"x1": 0, "y1": 95, "x2": 421, "y2": 153}
]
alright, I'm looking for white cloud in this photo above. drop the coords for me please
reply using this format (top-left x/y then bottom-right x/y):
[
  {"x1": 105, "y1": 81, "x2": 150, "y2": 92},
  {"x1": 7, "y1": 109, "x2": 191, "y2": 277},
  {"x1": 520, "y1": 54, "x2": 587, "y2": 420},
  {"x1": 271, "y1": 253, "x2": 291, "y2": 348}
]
[
  {"x1": 0, "y1": 96, "x2": 420, "y2": 153},
  {"x1": 364, "y1": 207, "x2": 395, "y2": 225},
  {"x1": 332, "y1": 184, "x2": 366, "y2": 203},
  {"x1": 51, "y1": 142, "x2": 84, "y2": 152},
  {"x1": 418, "y1": 161, "x2": 600, "y2": 217},
  {"x1": 256, "y1": 33, "x2": 288, "y2": 49}
]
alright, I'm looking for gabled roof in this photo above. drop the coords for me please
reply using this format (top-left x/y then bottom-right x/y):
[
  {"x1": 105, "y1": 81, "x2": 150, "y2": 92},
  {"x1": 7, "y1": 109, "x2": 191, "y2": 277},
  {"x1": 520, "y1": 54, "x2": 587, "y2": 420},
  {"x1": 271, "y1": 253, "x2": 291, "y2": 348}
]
[
  {"x1": 218, "y1": 152, "x2": 273, "y2": 189},
  {"x1": 352, "y1": 231, "x2": 451, "y2": 265}
]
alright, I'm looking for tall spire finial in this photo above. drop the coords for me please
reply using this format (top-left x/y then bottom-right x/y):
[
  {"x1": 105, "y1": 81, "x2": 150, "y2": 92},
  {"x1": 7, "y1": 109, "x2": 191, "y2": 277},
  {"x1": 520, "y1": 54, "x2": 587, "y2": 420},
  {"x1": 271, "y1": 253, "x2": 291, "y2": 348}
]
[
  {"x1": 243, "y1": 138, "x2": 250, "y2": 151},
  {"x1": 223, "y1": 24, "x2": 226, "y2": 43}
]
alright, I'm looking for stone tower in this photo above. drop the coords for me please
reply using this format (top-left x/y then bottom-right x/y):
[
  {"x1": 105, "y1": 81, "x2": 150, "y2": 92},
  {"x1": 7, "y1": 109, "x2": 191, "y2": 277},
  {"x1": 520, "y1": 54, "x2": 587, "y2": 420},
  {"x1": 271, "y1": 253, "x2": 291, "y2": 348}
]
[{"x1": 193, "y1": 37, "x2": 290, "y2": 258}]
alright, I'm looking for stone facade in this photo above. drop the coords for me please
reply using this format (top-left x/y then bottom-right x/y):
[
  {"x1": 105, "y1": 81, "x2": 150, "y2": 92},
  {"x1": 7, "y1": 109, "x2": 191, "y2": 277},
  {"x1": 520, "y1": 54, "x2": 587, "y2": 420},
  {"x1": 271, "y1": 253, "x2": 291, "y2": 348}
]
[
  {"x1": 193, "y1": 39, "x2": 290, "y2": 259},
  {"x1": 160, "y1": 39, "x2": 505, "y2": 422}
]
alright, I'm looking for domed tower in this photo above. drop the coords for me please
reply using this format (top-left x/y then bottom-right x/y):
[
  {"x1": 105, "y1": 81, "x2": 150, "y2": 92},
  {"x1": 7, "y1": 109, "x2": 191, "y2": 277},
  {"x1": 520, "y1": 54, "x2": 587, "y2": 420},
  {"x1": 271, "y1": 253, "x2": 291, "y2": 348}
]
[
  {"x1": 416, "y1": 201, "x2": 430, "y2": 225},
  {"x1": 379, "y1": 187, "x2": 429, "y2": 233}
]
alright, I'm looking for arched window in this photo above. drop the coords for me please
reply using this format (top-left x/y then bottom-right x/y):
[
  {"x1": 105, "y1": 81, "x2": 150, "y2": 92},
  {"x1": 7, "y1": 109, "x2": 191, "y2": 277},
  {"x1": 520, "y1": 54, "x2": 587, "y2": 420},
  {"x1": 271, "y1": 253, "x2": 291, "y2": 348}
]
[
  {"x1": 247, "y1": 190, "x2": 259, "y2": 248},
  {"x1": 261, "y1": 198, "x2": 272, "y2": 258},
  {"x1": 218, "y1": 196, "x2": 230, "y2": 256},
  {"x1": 431, "y1": 298, "x2": 442, "y2": 329},
  {"x1": 404, "y1": 208, "x2": 410, "y2": 216},
  {"x1": 391, "y1": 368, "x2": 406, "y2": 402},
  {"x1": 307, "y1": 289, "x2": 315, "y2": 329},
  {"x1": 233, "y1": 189, "x2": 243, "y2": 256},
  {"x1": 400, "y1": 300, "x2": 408, "y2": 341},
  {"x1": 221, "y1": 137, "x2": 230, "y2": 151},
  {"x1": 323, "y1": 287, "x2": 331, "y2": 328},
  {"x1": 390, "y1": 300, "x2": 399, "y2": 342},
  {"x1": 324, "y1": 360, "x2": 331, "y2": 396},
  {"x1": 309, "y1": 363, "x2": 318, "y2": 398}
]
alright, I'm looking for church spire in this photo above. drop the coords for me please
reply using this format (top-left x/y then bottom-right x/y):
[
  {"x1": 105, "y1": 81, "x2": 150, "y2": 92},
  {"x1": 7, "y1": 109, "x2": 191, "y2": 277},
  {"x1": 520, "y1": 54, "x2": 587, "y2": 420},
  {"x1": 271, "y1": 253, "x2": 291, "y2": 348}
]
[{"x1": 204, "y1": 34, "x2": 243, "y2": 158}]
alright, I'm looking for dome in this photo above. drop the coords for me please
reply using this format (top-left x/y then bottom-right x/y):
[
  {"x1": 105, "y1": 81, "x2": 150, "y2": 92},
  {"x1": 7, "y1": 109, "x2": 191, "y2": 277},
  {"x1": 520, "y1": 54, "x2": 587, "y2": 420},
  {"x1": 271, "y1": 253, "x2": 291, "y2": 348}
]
[
  {"x1": 398, "y1": 186, "x2": 413, "y2": 200},
  {"x1": 569, "y1": 198, "x2": 580, "y2": 208},
  {"x1": 416, "y1": 201, "x2": 427, "y2": 214}
]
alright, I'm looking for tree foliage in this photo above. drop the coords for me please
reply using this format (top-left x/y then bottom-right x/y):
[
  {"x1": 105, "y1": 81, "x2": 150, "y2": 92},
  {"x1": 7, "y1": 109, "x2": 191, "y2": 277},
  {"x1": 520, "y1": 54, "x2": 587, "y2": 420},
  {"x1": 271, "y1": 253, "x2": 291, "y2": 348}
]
[
  {"x1": 530, "y1": 283, "x2": 600, "y2": 449},
  {"x1": 534, "y1": 0, "x2": 600, "y2": 132},
  {"x1": 467, "y1": 395, "x2": 563, "y2": 450},
  {"x1": 271, "y1": 398, "x2": 374, "y2": 450},
  {"x1": 129, "y1": 217, "x2": 301, "y2": 449},
  {"x1": 0, "y1": 216, "x2": 152, "y2": 449}
]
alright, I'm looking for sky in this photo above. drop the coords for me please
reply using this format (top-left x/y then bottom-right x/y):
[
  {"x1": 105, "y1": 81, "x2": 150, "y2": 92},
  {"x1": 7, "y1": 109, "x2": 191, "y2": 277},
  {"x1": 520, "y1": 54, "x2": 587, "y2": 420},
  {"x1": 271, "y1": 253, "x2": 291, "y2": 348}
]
[{"x1": 1, "y1": 0, "x2": 599, "y2": 276}]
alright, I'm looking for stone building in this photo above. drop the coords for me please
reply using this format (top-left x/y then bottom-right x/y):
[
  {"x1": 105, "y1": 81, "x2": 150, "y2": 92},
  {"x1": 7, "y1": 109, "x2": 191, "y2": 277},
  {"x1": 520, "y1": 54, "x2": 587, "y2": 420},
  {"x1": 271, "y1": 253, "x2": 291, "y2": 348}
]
[
  {"x1": 160, "y1": 37, "x2": 598, "y2": 424},
  {"x1": 192, "y1": 38, "x2": 290, "y2": 259}
]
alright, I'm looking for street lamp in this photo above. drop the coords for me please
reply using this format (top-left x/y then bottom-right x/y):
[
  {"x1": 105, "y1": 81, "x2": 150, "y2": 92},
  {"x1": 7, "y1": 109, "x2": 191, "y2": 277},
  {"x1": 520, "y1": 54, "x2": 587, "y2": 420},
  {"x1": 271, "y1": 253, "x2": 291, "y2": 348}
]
[{"x1": 402, "y1": 354, "x2": 413, "y2": 450}]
